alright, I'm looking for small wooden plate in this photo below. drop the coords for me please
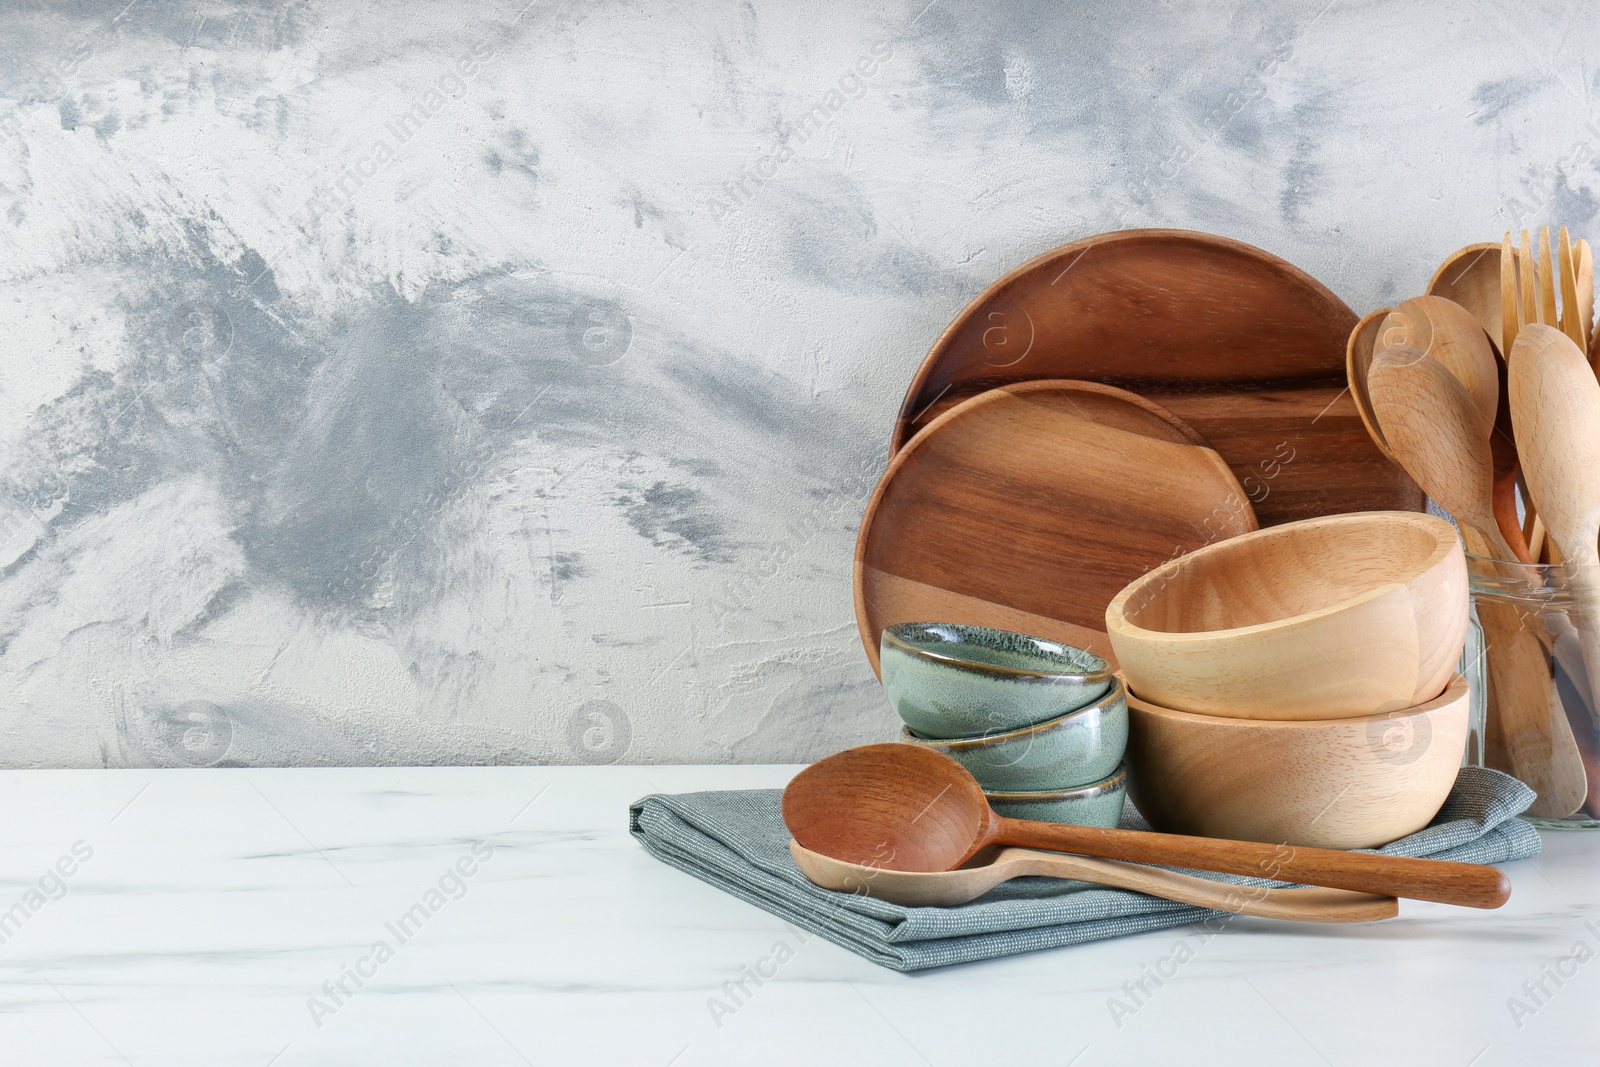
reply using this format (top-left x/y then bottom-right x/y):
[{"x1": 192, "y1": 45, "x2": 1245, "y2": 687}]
[
  {"x1": 856, "y1": 381, "x2": 1258, "y2": 674},
  {"x1": 892, "y1": 229, "x2": 1422, "y2": 526}
]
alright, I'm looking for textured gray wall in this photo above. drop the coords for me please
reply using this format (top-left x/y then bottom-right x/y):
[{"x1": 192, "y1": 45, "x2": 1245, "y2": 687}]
[{"x1": 0, "y1": 0, "x2": 1582, "y2": 766}]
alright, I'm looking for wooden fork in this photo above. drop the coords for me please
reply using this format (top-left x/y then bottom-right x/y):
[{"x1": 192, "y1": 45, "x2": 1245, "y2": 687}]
[
  {"x1": 1582, "y1": 237, "x2": 1598, "y2": 368},
  {"x1": 1506, "y1": 226, "x2": 1589, "y2": 343}
]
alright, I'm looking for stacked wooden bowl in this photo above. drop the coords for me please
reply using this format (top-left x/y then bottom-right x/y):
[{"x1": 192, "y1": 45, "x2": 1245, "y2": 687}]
[{"x1": 1105, "y1": 511, "x2": 1472, "y2": 849}]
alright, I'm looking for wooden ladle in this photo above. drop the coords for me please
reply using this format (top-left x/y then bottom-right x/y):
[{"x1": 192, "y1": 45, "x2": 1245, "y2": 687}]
[
  {"x1": 789, "y1": 841, "x2": 1398, "y2": 923},
  {"x1": 781, "y1": 745, "x2": 1511, "y2": 909}
]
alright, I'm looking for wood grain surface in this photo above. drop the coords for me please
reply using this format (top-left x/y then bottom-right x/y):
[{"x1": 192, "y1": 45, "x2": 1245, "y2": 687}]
[
  {"x1": 1105, "y1": 511, "x2": 1467, "y2": 720},
  {"x1": 789, "y1": 840, "x2": 1399, "y2": 922},
  {"x1": 1426, "y1": 241, "x2": 1507, "y2": 356},
  {"x1": 856, "y1": 382, "x2": 1256, "y2": 674},
  {"x1": 782, "y1": 743, "x2": 1511, "y2": 909},
  {"x1": 891, "y1": 229, "x2": 1422, "y2": 526},
  {"x1": 1124, "y1": 678, "x2": 1471, "y2": 850}
]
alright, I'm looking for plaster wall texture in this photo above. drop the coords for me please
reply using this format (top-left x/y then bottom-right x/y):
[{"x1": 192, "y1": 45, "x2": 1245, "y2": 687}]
[{"x1": 0, "y1": 0, "x2": 1578, "y2": 765}]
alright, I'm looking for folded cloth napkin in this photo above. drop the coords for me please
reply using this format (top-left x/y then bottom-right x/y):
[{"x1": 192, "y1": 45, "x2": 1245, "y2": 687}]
[{"x1": 629, "y1": 767, "x2": 1541, "y2": 971}]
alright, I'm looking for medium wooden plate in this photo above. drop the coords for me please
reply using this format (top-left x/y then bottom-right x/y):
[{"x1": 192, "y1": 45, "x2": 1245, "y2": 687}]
[
  {"x1": 856, "y1": 381, "x2": 1258, "y2": 674},
  {"x1": 892, "y1": 229, "x2": 1422, "y2": 525}
]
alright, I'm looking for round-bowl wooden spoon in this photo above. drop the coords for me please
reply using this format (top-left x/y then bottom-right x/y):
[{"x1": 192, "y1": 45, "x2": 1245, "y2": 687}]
[
  {"x1": 1510, "y1": 324, "x2": 1600, "y2": 732},
  {"x1": 1511, "y1": 324, "x2": 1600, "y2": 577},
  {"x1": 1366, "y1": 347, "x2": 1513, "y2": 560},
  {"x1": 781, "y1": 744, "x2": 1510, "y2": 908},
  {"x1": 1427, "y1": 242, "x2": 1508, "y2": 357},
  {"x1": 1353, "y1": 296, "x2": 1527, "y2": 558},
  {"x1": 1391, "y1": 296, "x2": 1498, "y2": 426},
  {"x1": 788, "y1": 841, "x2": 1398, "y2": 922},
  {"x1": 1389, "y1": 295, "x2": 1526, "y2": 558}
]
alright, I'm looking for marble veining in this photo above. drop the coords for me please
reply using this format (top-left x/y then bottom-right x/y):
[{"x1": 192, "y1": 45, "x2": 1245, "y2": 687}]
[{"x1": 0, "y1": 765, "x2": 1594, "y2": 1066}]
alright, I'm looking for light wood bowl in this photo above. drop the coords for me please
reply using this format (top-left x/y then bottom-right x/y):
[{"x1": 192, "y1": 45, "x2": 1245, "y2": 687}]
[
  {"x1": 1104, "y1": 511, "x2": 1467, "y2": 719},
  {"x1": 1125, "y1": 675, "x2": 1470, "y2": 849}
]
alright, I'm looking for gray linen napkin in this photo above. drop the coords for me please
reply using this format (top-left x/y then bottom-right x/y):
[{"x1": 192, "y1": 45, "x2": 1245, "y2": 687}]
[{"x1": 629, "y1": 767, "x2": 1541, "y2": 971}]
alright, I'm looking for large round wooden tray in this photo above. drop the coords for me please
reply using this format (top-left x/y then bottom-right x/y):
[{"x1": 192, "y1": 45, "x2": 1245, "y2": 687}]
[{"x1": 892, "y1": 229, "x2": 1422, "y2": 526}]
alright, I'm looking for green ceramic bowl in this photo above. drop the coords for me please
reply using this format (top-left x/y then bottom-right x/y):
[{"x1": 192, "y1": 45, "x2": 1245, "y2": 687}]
[
  {"x1": 986, "y1": 766, "x2": 1127, "y2": 827},
  {"x1": 880, "y1": 622, "x2": 1114, "y2": 739},
  {"x1": 897, "y1": 678, "x2": 1127, "y2": 792}
]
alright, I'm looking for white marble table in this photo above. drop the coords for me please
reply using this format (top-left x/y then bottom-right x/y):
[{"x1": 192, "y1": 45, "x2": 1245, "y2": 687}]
[{"x1": 1, "y1": 765, "x2": 1595, "y2": 1066}]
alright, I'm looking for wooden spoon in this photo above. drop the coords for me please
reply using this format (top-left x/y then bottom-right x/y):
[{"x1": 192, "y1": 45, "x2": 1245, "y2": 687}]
[
  {"x1": 781, "y1": 745, "x2": 1511, "y2": 909},
  {"x1": 1367, "y1": 346, "x2": 1588, "y2": 817},
  {"x1": 1366, "y1": 347, "x2": 1513, "y2": 559},
  {"x1": 1375, "y1": 297, "x2": 1527, "y2": 559},
  {"x1": 1510, "y1": 324, "x2": 1600, "y2": 724},
  {"x1": 1390, "y1": 297, "x2": 1497, "y2": 425},
  {"x1": 789, "y1": 841, "x2": 1398, "y2": 923},
  {"x1": 1428, "y1": 242, "x2": 1508, "y2": 356}
]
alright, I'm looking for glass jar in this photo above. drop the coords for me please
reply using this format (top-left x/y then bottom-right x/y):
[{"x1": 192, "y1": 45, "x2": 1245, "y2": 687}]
[{"x1": 1465, "y1": 552, "x2": 1600, "y2": 829}]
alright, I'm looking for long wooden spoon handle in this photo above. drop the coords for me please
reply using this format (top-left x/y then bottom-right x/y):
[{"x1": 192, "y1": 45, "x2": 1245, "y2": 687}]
[
  {"x1": 1006, "y1": 851, "x2": 1397, "y2": 923},
  {"x1": 1478, "y1": 597, "x2": 1586, "y2": 818},
  {"x1": 1459, "y1": 525, "x2": 1589, "y2": 818},
  {"x1": 1490, "y1": 461, "x2": 1533, "y2": 563},
  {"x1": 992, "y1": 818, "x2": 1511, "y2": 909}
]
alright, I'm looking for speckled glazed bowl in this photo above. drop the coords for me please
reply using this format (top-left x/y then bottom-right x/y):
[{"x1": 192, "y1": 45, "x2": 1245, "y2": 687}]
[
  {"x1": 985, "y1": 766, "x2": 1127, "y2": 827},
  {"x1": 897, "y1": 678, "x2": 1127, "y2": 792},
  {"x1": 880, "y1": 622, "x2": 1115, "y2": 739}
]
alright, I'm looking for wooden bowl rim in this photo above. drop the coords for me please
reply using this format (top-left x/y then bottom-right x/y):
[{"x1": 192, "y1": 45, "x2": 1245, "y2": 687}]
[
  {"x1": 1124, "y1": 673, "x2": 1468, "y2": 729},
  {"x1": 1104, "y1": 511, "x2": 1460, "y2": 645}
]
